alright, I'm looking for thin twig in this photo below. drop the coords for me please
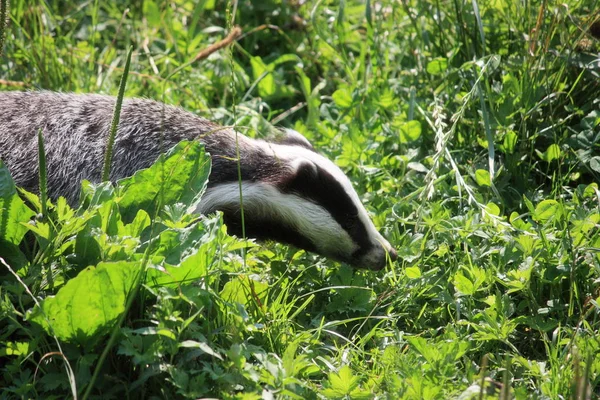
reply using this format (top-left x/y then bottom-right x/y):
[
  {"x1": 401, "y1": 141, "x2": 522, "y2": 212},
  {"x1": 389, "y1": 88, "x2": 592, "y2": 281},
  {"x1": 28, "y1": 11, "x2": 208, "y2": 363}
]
[
  {"x1": 192, "y1": 25, "x2": 242, "y2": 62},
  {"x1": 0, "y1": 79, "x2": 28, "y2": 87}
]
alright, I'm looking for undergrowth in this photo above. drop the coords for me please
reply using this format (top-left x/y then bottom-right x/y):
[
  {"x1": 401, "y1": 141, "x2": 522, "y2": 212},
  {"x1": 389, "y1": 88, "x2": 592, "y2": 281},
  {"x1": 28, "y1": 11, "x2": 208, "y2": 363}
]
[{"x1": 1, "y1": 0, "x2": 599, "y2": 398}]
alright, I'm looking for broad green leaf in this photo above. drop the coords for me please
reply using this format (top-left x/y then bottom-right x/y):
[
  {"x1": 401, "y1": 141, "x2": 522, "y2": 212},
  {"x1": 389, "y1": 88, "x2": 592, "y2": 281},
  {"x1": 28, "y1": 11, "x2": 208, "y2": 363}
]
[
  {"x1": 251, "y1": 56, "x2": 276, "y2": 97},
  {"x1": 533, "y1": 199, "x2": 561, "y2": 223},
  {"x1": 509, "y1": 211, "x2": 531, "y2": 230},
  {"x1": 118, "y1": 209, "x2": 151, "y2": 237},
  {"x1": 179, "y1": 339, "x2": 223, "y2": 359},
  {"x1": 118, "y1": 141, "x2": 211, "y2": 223},
  {"x1": 407, "y1": 336, "x2": 439, "y2": 363},
  {"x1": 522, "y1": 316, "x2": 559, "y2": 332},
  {"x1": 323, "y1": 366, "x2": 360, "y2": 397},
  {"x1": 141, "y1": 215, "x2": 214, "y2": 265},
  {"x1": 332, "y1": 87, "x2": 353, "y2": 108},
  {"x1": 522, "y1": 195, "x2": 535, "y2": 214},
  {"x1": 0, "y1": 160, "x2": 35, "y2": 245},
  {"x1": 250, "y1": 55, "x2": 298, "y2": 99},
  {"x1": 590, "y1": 156, "x2": 600, "y2": 173},
  {"x1": 583, "y1": 182, "x2": 598, "y2": 198},
  {"x1": 426, "y1": 58, "x2": 448, "y2": 75},
  {"x1": 0, "y1": 341, "x2": 30, "y2": 357},
  {"x1": 475, "y1": 169, "x2": 491, "y2": 187},
  {"x1": 295, "y1": 67, "x2": 324, "y2": 128},
  {"x1": 454, "y1": 272, "x2": 475, "y2": 295},
  {"x1": 485, "y1": 202, "x2": 500, "y2": 216},
  {"x1": 502, "y1": 130, "x2": 518, "y2": 154},
  {"x1": 516, "y1": 234, "x2": 538, "y2": 255},
  {"x1": 538, "y1": 144, "x2": 561, "y2": 162},
  {"x1": 0, "y1": 240, "x2": 28, "y2": 269},
  {"x1": 79, "y1": 180, "x2": 116, "y2": 210},
  {"x1": 143, "y1": 1, "x2": 161, "y2": 26},
  {"x1": 581, "y1": 110, "x2": 600, "y2": 129},
  {"x1": 405, "y1": 265, "x2": 421, "y2": 279},
  {"x1": 73, "y1": 226, "x2": 102, "y2": 268},
  {"x1": 376, "y1": 89, "x2": 398, "y2": 109},
  {"x1": 503, "y1": 263, "x2": 533, "y2": 293},
  {"x1": 145, "y1": 214, "x2": 225, "y2": 287},
  {"x1": 28, "y1": 261, "x2": 141, "y2": 344},
  {"x1": 399, "y1": 120, "x2": 422, "y2": 143},
  {"x1": 221, "y1": 276, "x2": 268, "y2": 307}
]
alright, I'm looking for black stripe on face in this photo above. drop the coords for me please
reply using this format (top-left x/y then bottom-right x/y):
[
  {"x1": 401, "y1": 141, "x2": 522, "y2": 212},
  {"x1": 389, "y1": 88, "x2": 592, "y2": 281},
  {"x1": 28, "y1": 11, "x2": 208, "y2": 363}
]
[{"x1": 279, "y1": 162, "x2": 372, "y2": 259}]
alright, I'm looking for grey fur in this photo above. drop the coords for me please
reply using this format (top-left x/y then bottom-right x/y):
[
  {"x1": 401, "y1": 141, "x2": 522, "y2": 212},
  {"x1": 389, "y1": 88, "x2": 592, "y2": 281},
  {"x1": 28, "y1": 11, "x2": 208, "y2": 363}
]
[
  {"x1": 0, "y1": 91, "x2": 396, "y2": 269},
  {"x1": 0, "y1": 91, "x2": 287, "y2": 203}
]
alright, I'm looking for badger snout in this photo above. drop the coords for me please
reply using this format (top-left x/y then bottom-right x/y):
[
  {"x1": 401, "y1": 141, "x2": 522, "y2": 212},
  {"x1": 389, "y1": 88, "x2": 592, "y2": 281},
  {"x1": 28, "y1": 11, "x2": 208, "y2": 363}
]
[{"x1": 352, "y1": 239, "x2": 397, "y2": 271}]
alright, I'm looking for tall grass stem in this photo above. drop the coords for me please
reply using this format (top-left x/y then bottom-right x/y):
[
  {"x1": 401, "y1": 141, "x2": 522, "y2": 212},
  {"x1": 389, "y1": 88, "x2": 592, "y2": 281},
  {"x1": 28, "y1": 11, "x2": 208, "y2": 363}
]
[{"x1": 102, "y1": 46, "x2": 133, "y2": 183}]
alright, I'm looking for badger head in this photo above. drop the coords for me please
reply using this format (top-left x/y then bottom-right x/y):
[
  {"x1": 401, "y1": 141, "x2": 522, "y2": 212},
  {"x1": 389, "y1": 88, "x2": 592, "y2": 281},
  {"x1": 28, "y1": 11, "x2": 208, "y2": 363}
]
[{"x1": 198, "y1": 129, "x2": 397, "y2": 270}]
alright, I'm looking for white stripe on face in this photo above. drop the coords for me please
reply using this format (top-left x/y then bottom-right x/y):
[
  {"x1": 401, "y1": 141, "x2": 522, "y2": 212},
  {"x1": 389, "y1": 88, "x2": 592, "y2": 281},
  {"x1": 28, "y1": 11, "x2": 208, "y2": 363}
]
[
  {"x1": 196, "y1": 182, "x2": 358, "y2": 259},
  {"x1": 256, "y1": 140, "x2": 394, "y2": 255}
]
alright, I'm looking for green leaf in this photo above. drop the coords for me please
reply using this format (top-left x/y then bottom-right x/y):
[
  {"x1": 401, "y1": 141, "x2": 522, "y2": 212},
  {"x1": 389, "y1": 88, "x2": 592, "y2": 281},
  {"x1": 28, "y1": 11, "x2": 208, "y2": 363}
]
[
  {"x1": 79, "y1": 180, "x2": 116, "y2": 210},
  {"x1": 118, "y1": 209, "x2": 151, "y2": 237},
  {"x1": 325, "y1": 366, "x2": 360, "y2": 397},
  {"x1": 250, "y1": 57, "x2": 273, "y2": 97},
  {"x1": 220, "y1": 276, "x2": 268, "y2": 307},
  {"x1": 332, "y1": 87, "x2": 353, "y2": 108},
  {"x1": 583, "y1": 183, "x2": 598, "y2": 198},
  {"x1": 426, "y1": 58, "x2": 448, "y2": 75},
  {"x1": 365, "y1": 0, "x2": 372, "y2": 26},
  {"x1": 0, "y1": 160, "x2": 35, "y2": 245},
  {"x1": 0, "y1": 239, "x2": 28, "y2": 269},
  {"x1": 28, "y1": 261, "x2": 141, "y2": 344},
  {"x1": 407, "y1": 336, "x2": 440, "y2": 363},
  {"x1": 143, "y1": 1, "x2": 161, "y2": 26},
  {"x1": 179, "y1": 339, "x2": 223, "y2": 360},
  {"x1": 589, "y1": 156, "x2": 600, "y2": 173},
  {"x1": 509, "y1": 211, "x2": 531, "y2": 230},
  {"x1": 475, "y1": 169, "x2": 491, "y2": 187},
  {"x1": 538, "y1": 144, "x2": 561, "y2": 162},
  {"x1": 485, "y1": 202, "x2": 500, "y2": 216},
  {"x1": 454, "y1": 272, "x2": 475, "y2": 295},
  {"x1": 250, "y1": 55, "x2": 299, "y2": 99},
  {"x1": 533, "y1": 199, "x2": 561, "y2": 223},
  {"x1": 73, "y1": 226, "x2": 102, "y2": 268},
  {"x1": 523, "y1": 195, "x2": 535, "y2": 214},
  {"x1": 405, "y1": 266, "x2": 421, "y2": 279},
  {"x1": 117, "y1": 141, "x2": 211, "y2": 223},
  {"x1": 502, "y1": 130, "x2": 518, "y2": 154},
  {"x1": 399, "y1": 120, "x2": 422, "y2": 143},
  {"x1": 0, "y1": 341, "x2": 30, "y2": 357},
  {"x1": 145, "y1": 214, "x2": 225, "y2": 287}
]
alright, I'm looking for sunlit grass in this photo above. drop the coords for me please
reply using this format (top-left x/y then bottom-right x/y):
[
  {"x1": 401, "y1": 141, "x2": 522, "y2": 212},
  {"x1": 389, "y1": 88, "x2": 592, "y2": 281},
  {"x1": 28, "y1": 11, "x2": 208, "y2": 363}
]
[{"x1": 1, "y1": 0, "x2": 599, "y2": 398}]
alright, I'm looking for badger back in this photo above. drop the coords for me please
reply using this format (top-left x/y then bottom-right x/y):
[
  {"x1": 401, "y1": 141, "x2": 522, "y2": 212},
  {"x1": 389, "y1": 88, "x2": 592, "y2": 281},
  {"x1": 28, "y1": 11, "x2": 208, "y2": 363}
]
[
  {"x1": 0, "y1": 91, "x2": 219, "y2": 204},
  {"x1": 0, "y1": 91, "x2": 396, "y2": 269}
]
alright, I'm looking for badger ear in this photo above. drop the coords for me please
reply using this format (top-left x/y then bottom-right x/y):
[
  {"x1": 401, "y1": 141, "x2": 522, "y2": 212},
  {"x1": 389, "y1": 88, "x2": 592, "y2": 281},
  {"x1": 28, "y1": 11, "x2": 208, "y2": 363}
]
[{"x1": 276, "y1": 128, "x2": 315, "y2": 151}]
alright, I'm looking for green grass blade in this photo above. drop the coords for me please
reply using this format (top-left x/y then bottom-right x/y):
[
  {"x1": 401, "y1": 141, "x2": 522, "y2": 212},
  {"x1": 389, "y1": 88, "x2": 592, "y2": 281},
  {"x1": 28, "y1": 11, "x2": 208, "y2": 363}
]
[
  {"x1": 37, "y1": 128, "x2": 47, "y2": 217},
  {"x1": 101, "y1": 45, "x2": 133, "y2": 183},
  {"x1": 0, "y1": 0, "x2": 7, "y2": 58},
  {"x1": 471, "y1": 0, "x2": 485, "y2": 56}
]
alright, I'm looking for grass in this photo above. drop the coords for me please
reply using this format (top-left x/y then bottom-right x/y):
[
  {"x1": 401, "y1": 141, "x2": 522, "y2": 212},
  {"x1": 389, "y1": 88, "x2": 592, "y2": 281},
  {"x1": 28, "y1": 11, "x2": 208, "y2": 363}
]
[{"x1": 1, "y1": 0, "x2": 600, "y2": 398}]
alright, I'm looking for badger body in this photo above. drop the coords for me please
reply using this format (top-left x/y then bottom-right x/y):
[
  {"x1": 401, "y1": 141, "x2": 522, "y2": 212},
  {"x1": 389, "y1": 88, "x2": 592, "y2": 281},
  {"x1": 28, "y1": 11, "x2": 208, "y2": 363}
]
[{"x1": 0, "y1": 91, "x2": 396, "y2": 269}]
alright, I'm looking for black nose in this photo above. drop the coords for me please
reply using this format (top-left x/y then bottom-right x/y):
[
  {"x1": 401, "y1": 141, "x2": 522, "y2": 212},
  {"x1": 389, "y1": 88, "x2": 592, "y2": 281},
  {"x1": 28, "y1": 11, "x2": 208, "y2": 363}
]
[{"x1": 388, "y1": 247, "x2": 398, "y2": 262}]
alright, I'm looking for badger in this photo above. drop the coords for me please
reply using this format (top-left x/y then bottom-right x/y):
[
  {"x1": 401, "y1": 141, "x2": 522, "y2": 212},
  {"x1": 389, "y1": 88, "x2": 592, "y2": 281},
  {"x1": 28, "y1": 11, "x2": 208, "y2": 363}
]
[{"x1": 0, "y1": 91, "x2": 397, "y2": 269}]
